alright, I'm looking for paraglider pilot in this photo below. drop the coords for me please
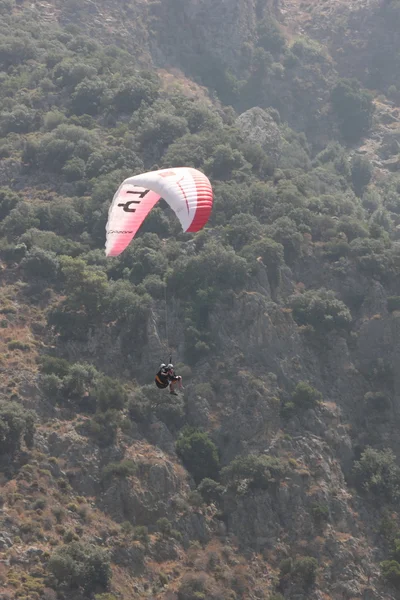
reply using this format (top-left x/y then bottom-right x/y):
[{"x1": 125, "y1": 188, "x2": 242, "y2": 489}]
[{"x1": 155, "y1": 363, "x2": 182, "y2": 396}]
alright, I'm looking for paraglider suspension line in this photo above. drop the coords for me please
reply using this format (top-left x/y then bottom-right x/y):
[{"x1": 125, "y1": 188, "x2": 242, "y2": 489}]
[{"x1": 164, "y1": 277, "x2": 169, "y2": 353}]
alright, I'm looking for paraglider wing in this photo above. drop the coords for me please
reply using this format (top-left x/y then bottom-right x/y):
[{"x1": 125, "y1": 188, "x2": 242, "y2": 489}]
[
  {"x1": 105, "y1": 183, "x2": 161, "y2": 257},
  {"x1": 105, "y1": 167, "x2": 213, "y2": 257}
]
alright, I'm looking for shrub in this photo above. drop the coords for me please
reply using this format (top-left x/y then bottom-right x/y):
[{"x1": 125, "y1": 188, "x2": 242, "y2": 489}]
[
  {"x1": 331, "y1": 78, "x2": 374, "y2": 143},
  {"x1": 177, "y1": 572, "x2": 227, "y2": 600},
  {"x1": 240, "y1": 237, "x2": 284, "y2": 287},
  {"x1": 21, "y1": 248, "x2": 59, "y2": 280},
  {"x1": 293, "y1": 557, "x2": 318, "y2": 588},
  {"x1": 70, "y1": 77, "x2": 106, "y2": 115},
  {"x1": 197, "y1": 478, "x2": 224, "y2": 504},
  {"x1": 289, "y1": 288, "x2": 352, "y2": 332},
  {"x1": 224, "y1": 213, "x2": 263, "y2": 251},
  {"x1": 257, "y1": 17, "x2": 286, "y2": 54},
  {"x1": 52, "y1": 507, "x2": 66, "y2": 524},
  {"x1": 102, "y1": 459, "x2": 137, "y2": 480},
  {"x1": 156, "y1": 517, "x2": 172, "y2": 537},
  {"x1": 0, "y1": 401, "x2": 36, "y2": 456},
  {"x1": 140, "y1": 274, "x2": 165, "y2": 299},
  {"x1": 7, "y1": 340, "x2": 30, "y2": 351},
  {"x1": 388, "y1": 297, "x2": 400, "y2": 312},
  {"x1": 95, "y1": 376, "x2": 127, "y2": 412},
  {"x1": 0, "y1": 105, "x2": 38, "y2": 135},
  {"x1": 0, "y1": 242, "x2": 27, "y2": 264},
  {"x1": 291, "y1": 381, "x2": 322, "y2": 410},
  {"x1": 0, "y1": 187, "x2": 19, "y2": 220},
  {"x1": 169, "y1": 241, "x2": 248, "y2": 300},
  {"x1": 381, "y1": 560, "x2": 400, "y2": 588},
  {"x1": 87, "y1": 410, "x2": 119, "y2": 447},
  {"x1": 280, "y1": 556, "x2": 318, "y2": 590},
  {"x1": 32, "y1": 497, "x2": 47, "y2": 510},
  {"x1": 1, "y1": 203, "x2": 40, "y2": 240},
  {"x1": 41, "y1": 374, "x2": 62, "y2": 403},
  {"x1": 364, "y1": 391, "x2": 391, "y2": 413},
  {"x1": 379, "y1": 510, "x2": 400, "y2": 542},
  {"x1": 132, "y1": 525, "x2": 149, "y2": 543},
  {"x1": 280, "y1": 400, "x2": 296, "y2": 420},
  {"x1": 48, "y1": 541, "x2": 111, "y2": 593},
  {"x1": 113, "y1": 75, "x2": 159, "y2": 113},
  {"x1": 353, "y1": 447, "x2": 400, "y2": 502},
  {"x1": 62, "y1": 157, "x2": 85, "y2": 182},
  {"x1": 128, "y1": 389, "x2": 152, "y2": 424},
  {"x1": 392, "y1": 538, "x2": 400, "y2": 563},
  {"x1": 311, "y1": 502, "x2": 329, "y2": 524},
  {"x1": 351, "y1": 155, "x2": 373, "y2": 197},
  {"x1": 291, "y1": 36, "x2": 327, "y2": 62},
  {"x1": 62, "y1": 362, "x2": 99, "y2": 400},
  {"x1": 268, "y1": 217, "x2": 303, "y2": 265},
  {"x1": 137, "y1": 112, "x2": 189, "y2": 162},
  {"x1": 154, "y1": 396, "x2": 186, "y2": 431},
  {"x1": 176, "y1": 428, "x2": 220, "y2": 484},
  {"x1": 39, "y1": 356, "x2": 71, "y2": 378},
  {"x1": 221, "y1": 454, "x2": 287, "y2": 492}
]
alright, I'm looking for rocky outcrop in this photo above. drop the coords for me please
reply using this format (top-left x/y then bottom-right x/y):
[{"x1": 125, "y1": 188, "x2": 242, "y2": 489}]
[
  {"x1": 100, "y1": 450, "x2": 189, "y2": 526},
  {"x1": 147, "y1": 0, "x2": 260, "y2": 75},
  {"x1": 46, "y1": 427, "x2": 103, "y2": 496},
  {"x1": 236, "y1": 108, "x2": 283, "y2": 166}
]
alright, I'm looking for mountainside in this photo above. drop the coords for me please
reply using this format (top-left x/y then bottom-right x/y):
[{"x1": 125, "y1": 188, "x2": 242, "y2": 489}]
[{"x1": 2, "y1": 1, "x2": 400, "y2": 599}]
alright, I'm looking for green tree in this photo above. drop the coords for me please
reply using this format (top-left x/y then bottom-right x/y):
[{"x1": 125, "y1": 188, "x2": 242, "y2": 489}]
[
  {"x1": 221, "y1": 454, "x2": 287, "y2": 492},
  {"x1": 0, "y1": 402, "x2": 35, "y2": 457},
  {"x1": 1, "y1": 203, "x2": 40, "y2": 240},
  {"x1": 21, "y1": 248, "x2": 59, "y2": 280},
  {"x1": 381, "y1": 560, "x2": 400, "y2": 588},
  {"x1": 53, "y1": 60, "x2": 98, "y2": 88},
  {"x1": 87, "y1": 410, "x2": 119, "y2": 447},
  {"x1": 102, "y1": 459, "x2": 137, "y2": 480},
  {"x1": 176, "y1": 428, "x2": 220, "y2": 484},
  {"x1": 137, "y1": 112, "x2": 189, "y2": 162},
  {"x1": 70, "y1": 77, "x2": 106, "y2": 115},
  {"x1": 289, "y1": 288, "x2": 352, "y2": 332},
  {"x1": 293, "y1": 557, "x2": 318, "y2": 588},
  {"x1": 205, "y1": 144, "x2": 249, "y2": 180},
  {"x1": 57, "y1": 256, "x2": 109, "y2": 320},
  {"x1": 0, "y1": 105, "x2": 38, "y2": 134},
  {"x1": 257, "y1": 17, "x2": 286, "y2": 54},
  {"x1": 388, "y1": 297, "x2": 400, "y2": 312},
  {"x1": 351, "y1": 155, "x2": 373, "y2": 196},
  {"x1": 0, "y1": 187, "x2": 19, "y2": 220},
  {"x1": 331, "y1": 78, "x2": 374, "y2": 143},
  {"x1": 291, "y1": 381, "x2": 322, "y2": 410},
  {"x1": 241, "y1": 237, "x2": 284, "y2": 287},
  {"x1": 95, "y1": 376, "x2": 127, "y2": 411},
  {"x1": 353, "y1": 447, "x2": 400, "y2": 502},
  {"x1": 48, "y1": 541, "x2": 111, "y2": 594},
  {"x1": 169, "y1": 241, "x2": 248, "y2": 299},
  {"x1": 197, "y1": 478, "x2": 224, "y2": 504},
  {"x1": 62, "y1": 157, "x2": 86, "y2": 181},
  {"x1": 268, "y1": 217, "x2": 303, "y2": 265},
  {"x1": 62, "y1": 362, "x2": 99, "y2": 400},
  {"x1": 113, "y1": 74, "x2": 159, "y2": 113},
  {"x1": 39, "y1": 355, "x2": 71, "y2": 378}
]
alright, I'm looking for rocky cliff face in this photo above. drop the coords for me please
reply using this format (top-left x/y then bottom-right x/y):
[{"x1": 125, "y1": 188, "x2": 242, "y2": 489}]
[
  {"x1": 38, "y1": 239, "x2": 399, "y2": 597},
  {"x1": 146, "y1": 0, "x2": 261, "y2": 74},
  {"x1": 3, "y1": 1, "x2": 400, "y2": 599}
]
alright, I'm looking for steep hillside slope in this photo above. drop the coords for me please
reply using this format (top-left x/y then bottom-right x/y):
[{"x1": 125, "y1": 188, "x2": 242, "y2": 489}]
[{"x1": 1, "y1": 1, "x2": 400, "y2": 600}]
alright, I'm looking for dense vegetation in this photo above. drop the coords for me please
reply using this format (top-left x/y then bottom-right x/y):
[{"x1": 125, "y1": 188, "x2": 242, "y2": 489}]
[{"x1": 1, "y1": 0, "x2": 400, "y2": 599}]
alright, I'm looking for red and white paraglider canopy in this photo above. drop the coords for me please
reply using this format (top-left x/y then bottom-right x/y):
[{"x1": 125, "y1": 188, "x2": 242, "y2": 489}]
[{"x1": 105, "y1": 167, "x2": 213, "y2": 257}]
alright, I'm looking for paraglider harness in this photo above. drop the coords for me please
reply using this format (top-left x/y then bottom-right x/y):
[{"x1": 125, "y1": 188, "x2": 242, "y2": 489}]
[{"x1": 155, "y1": 358, "x2": 182, "y2": 392}]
